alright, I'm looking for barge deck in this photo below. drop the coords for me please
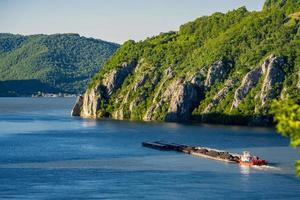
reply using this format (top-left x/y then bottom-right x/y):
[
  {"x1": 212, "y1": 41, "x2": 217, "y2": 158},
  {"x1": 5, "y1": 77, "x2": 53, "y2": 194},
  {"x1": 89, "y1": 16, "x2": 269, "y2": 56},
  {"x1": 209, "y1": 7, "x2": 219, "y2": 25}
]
[{"x1": 142, "y1": 141, "x2": 243, "y2": 164}]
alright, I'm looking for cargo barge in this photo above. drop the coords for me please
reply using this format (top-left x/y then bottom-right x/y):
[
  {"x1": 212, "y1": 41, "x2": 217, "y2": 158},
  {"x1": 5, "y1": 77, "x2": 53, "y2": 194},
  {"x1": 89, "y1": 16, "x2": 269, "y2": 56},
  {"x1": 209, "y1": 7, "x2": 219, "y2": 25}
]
[{"x1": 142, "y1": 141, "x2": 267, "y2": 166}]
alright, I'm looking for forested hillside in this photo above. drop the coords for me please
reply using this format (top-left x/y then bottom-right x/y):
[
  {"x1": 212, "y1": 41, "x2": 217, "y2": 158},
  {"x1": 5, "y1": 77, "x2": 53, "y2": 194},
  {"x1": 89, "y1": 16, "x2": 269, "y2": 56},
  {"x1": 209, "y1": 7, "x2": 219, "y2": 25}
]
[
  {"x1": 73, "y1": 0, "x2": 300, "y2": 125},
  {"x1": 0, "y1": 33, "x2": 119, "y2": 96}
]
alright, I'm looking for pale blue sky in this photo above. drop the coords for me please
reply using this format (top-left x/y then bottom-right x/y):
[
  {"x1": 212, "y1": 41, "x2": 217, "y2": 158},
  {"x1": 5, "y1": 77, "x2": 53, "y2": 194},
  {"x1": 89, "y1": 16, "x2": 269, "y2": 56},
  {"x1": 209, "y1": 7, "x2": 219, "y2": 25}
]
[{"x1": 0, "y1": 0, "x2": 265, "y2": 43}]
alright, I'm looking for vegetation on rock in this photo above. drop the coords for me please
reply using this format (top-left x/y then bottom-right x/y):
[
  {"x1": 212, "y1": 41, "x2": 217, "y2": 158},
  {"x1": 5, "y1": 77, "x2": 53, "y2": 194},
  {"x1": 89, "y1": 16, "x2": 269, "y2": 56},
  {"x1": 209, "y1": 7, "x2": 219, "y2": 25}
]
[{"x1": 75, "y1": 0, "x2": 300, "y2": 126}]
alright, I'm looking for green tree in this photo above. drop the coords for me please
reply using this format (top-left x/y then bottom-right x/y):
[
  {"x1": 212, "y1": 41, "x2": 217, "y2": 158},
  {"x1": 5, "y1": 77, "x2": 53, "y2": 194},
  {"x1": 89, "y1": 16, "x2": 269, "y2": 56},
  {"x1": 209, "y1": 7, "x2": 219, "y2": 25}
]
[
  {"x1": 271, "y1": 100, "x2": 300, "y2": 176},
  {"x1": 82, "y1": 0, "x2": 300, "y2": 125},
  {"x1": 0, "y1": 33, "x2": 119, "y2": 95}
]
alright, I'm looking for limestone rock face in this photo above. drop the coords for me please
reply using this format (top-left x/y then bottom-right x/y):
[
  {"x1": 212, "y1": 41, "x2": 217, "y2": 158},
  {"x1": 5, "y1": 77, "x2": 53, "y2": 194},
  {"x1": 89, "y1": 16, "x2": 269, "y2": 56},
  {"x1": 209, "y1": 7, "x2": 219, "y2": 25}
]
[
  {"x1": 165, "y1": 81, "x2": 200, "y2": 122},
  {"x1": 203, "y1": 79, "x2": 235, "y2": 113},
  {"x1": 144, "y1": 78, "x2": 200, "y2": 122},
  {"x1": 77, "y1": 60, "x2": 137, "y2": 118},
  {"x1": 71, "y1": 54, "x2": 287, "y2": 125},
  {"x1": 133, "y1": 73, "x2": 148, "y2": 91},
  {"x1": 143, "y1": 106, "x2": 156, "y2": 121},
  {"x1": 143, "y1": 79, "x2": 182, "y2": 121},
  {"x1": 231, "y1": 67, "x2": 263, "y2": 109},
  {"x1": 81, "y1": 85, "x2": 102, "y2": 118},
  {"x1": 164, "y1": 66, "x2": 174, "y2": 79},
  {"x1": 71, "y1": 95, "x2": 83, "y2": 116},
  {"x1": 204, "y1": 61, "x2": 230, "y2": 88},
  {"x1": 260, "y1": 55, "x2": 285, "y2": 107},
  {"x1": 103, "y1": 60, "x2": 137, "y2": 96},
  {"x1": 112, "y1": 108, "x2": 125, "y2": 120},
  {"x1": 190, "y1": 68, "x2": 207, "y2": 88},
  {"x1": 231, "y1": 55, "x2": 285, "y2": 111}
]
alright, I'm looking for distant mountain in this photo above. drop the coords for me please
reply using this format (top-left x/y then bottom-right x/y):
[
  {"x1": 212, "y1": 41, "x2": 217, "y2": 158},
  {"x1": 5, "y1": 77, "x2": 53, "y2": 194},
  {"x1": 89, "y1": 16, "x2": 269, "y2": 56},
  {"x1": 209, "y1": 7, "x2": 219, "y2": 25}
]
[
  {"x1": 0, "y1": 33, "x2": 119, "y2": 96},
  {"x1": 72, "y1": 0, "x2": 300, "y2": 125}
]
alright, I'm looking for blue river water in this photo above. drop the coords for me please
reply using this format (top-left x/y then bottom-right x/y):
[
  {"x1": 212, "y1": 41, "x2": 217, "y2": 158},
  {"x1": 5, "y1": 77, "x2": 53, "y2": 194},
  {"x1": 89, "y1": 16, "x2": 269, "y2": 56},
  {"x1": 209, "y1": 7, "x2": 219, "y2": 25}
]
[{"x1": 0, "y1": 97, "x2": 299, "y2": 200}]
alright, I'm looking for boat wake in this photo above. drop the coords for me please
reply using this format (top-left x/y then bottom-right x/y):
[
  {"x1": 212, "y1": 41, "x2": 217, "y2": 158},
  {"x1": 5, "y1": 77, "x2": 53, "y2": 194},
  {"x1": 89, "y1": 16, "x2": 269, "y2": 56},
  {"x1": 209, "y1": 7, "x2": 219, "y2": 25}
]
[{"x1": 252, "y1": 164, "x2": 281, "y2": 171}]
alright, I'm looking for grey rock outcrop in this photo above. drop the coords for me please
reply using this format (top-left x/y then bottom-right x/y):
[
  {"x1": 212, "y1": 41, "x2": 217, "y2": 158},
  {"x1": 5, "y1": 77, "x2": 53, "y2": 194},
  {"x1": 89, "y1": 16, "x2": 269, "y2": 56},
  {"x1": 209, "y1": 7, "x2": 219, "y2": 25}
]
[
  {"x1": 112, "y1": 91, "x2": 131, "y2": 120},
  {"x1": 165, "y1": 81, "x2": 200, "y2": 122},
  {"x1": 112, "y1": 62, "x2": 160, "y2": 119},
  {"x1": 133, "y1": 73, "x2": 148, "y2": 91},
  {"x1": 164, "y1": 66, "x2": 174, "y2": 79},
  {"x1": 260, "y1": 55, "x2": 285, "y2": 107},
  {"x1": 129, "y1": 98, "x2": 140, "y2": 112},
  {"x1": 71, "y1": 95, "x2": 83, "y2": 116},
  {"x1": 231, "y1": 67, "x2": 262, "y2": 109},
  {"x1": 203, "y1": 79, "x2": 235, "y2": 113},
  {"x1": 78, "y1": 60, "x2": 137, "y2": 118},
  {"x1": 72, "y1": 53, "x2": 287, "y2": 124},
  {"x1": 189, "y1": 68, "x2": 207, "y2": 88},
  {"x1": 144, "y1": 78, "x2": 200, "y2": 122},
  {"x1": 143, "y1": 79, "x2": 182, "y2": 121},
  {"x1": 81, "y1": 85, "x2": 102, "y2": 118},
  {"x1": 204, "y1": 61, "x2": 230, "y2": 88},
  {"x1": 112, "y1": 107, "x2": 125, "y2": 120},
  {"x1": 103, "y1": 60, "x2": 137, "y2": 96},
  {"x1": 231, "y1": 55, "x2": 285, "y2": 111},
  {"x1": 143, "y1": 105, "x2": 157, "y2": 121}
]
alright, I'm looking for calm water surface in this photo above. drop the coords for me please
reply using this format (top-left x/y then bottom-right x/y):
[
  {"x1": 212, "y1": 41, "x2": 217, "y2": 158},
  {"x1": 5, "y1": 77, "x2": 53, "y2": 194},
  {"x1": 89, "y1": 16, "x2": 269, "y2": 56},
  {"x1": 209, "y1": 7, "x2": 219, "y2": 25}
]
[{"x1": 0, "y1": 98, "x2": 299, "y2": 200}]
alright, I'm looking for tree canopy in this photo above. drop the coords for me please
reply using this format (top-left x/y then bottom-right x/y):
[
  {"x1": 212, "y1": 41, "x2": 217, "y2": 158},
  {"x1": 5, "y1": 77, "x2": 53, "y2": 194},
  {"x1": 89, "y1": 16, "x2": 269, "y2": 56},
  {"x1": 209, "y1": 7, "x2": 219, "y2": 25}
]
[
  {"x1": 0, "y1": 33, "x2": 119, "y2": 95},
  {"x1": 271, "y1": 100, "x2": 300, "y2": 176},
  {"x1": 87, "y1": 0, "x2": 300, "y2": 124}
]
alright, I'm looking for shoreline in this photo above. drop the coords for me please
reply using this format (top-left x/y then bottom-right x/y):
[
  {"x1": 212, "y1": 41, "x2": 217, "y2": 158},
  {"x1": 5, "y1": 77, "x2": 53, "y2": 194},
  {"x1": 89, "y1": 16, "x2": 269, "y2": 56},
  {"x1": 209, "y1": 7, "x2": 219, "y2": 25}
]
[
  {"x1": 72, "y1": 115, "x2": 276, "y2": 129},
  {"x1": 0, "y1": 97, "x2": 275, "y2": 128}
]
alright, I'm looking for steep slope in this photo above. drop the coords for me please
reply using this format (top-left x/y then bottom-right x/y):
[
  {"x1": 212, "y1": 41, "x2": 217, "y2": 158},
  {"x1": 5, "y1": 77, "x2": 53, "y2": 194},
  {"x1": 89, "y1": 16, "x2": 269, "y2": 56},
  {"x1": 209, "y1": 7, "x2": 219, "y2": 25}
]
[
  {"x1": 0, "y1": 33, "x2": 119, "y2": 95},
  {"x1": 73, "y1": 0, "x2": 300, "y2": 125}
]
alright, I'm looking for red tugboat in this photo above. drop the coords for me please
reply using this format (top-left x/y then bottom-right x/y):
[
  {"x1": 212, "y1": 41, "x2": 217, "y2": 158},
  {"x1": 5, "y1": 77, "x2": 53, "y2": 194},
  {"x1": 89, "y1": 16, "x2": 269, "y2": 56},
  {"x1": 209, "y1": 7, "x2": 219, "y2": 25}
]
[{"x1": 239, "y1": 151, "x2": 267, "y2": 166}]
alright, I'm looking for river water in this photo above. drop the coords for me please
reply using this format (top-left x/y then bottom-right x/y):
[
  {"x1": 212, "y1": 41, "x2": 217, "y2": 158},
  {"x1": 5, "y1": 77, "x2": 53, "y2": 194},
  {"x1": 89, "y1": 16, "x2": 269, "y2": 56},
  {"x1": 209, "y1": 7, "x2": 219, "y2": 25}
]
[{"x1": 0, "y1": 98, "x2": 299, "y2": 199}]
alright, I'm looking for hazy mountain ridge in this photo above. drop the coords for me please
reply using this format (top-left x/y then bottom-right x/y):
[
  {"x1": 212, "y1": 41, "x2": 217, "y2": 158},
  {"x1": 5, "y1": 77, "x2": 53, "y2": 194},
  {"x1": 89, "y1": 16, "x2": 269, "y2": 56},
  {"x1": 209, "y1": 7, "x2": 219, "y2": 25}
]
[{"x1": 0, "y1": 33, "x2": 119, "y2": 95}]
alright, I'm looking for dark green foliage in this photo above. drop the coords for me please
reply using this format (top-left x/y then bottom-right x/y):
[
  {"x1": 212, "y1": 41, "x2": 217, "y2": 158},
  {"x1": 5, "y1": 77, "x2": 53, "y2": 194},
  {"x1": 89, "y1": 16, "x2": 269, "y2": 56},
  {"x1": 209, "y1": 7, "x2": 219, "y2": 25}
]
[
  {"x1": 271, "y1": 99, "x2": 300, "y2": 176},
  {"x1": 87, "y1": 0, "x2": 299, "y2": 123},
  {"x1": 0, "y1": 80, "x2": 57, "y2": 97},
  {"x1": 264, "y1": 0, "x2": 300, "y2": 14},
  {"x1": 0, "y1": 33, "x2": 28, "y2": 52},
  {"x1": 0, "y1": 33, "x2": 119, "y2": 95}
]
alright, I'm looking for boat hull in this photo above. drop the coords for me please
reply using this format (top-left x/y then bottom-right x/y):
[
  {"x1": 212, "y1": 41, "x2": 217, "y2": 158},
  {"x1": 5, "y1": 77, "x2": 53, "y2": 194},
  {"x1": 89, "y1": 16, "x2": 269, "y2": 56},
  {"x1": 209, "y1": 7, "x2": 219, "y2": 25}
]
[{"x1": 239, "y1": 160, "x2": 267, "y2": 166}]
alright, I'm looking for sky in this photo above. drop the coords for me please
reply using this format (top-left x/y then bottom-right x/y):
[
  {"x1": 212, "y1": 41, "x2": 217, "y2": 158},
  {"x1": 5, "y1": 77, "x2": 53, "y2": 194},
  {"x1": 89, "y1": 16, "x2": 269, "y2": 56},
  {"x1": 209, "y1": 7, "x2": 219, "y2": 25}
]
[{"x1": 0, "y1": 0, "x2": 266, "y2": 44}]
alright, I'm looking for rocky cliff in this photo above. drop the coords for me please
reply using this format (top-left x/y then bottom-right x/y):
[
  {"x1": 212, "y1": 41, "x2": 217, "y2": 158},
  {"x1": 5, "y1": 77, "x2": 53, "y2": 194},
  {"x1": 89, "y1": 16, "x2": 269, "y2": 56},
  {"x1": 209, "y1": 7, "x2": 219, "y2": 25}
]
[
  {"x1": 204, "y1": 61, "x2": 230, "y2": 88},
  {"x1": 231, "y1": 55, "x2": 286, "y2": 112},
  {"x1": 73, "y1": 60, "x2": 138, "y2": 118},
  {"x1": 72, "y1": 54, "x2": 291, "y2": 124},
  {"x1": 72, "y1": 0, "x2": 300, "y2": 125},
  {"x1": 231, "y1": 67, "x2": 262, "y2": 110},
  {"x1": 144, "y1": 78, "x2": 201, "y2": 122},
  {"x1": 258, "y1": 55, "x2": 285, "y2": 111}
]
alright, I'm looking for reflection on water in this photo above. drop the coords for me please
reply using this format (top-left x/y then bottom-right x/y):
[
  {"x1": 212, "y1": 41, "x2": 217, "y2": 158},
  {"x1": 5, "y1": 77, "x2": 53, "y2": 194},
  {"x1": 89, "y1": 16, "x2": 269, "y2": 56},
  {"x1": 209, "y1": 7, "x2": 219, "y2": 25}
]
[
  {"x1": 0, "y1": 98, "x2": 299, "y2": 199},
  {"x1": 81, "y1": 120, "x2": 97, "y2": 128},
  {"x1": 240, "y1": 165, "x2": 250, "y2": 176}
]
